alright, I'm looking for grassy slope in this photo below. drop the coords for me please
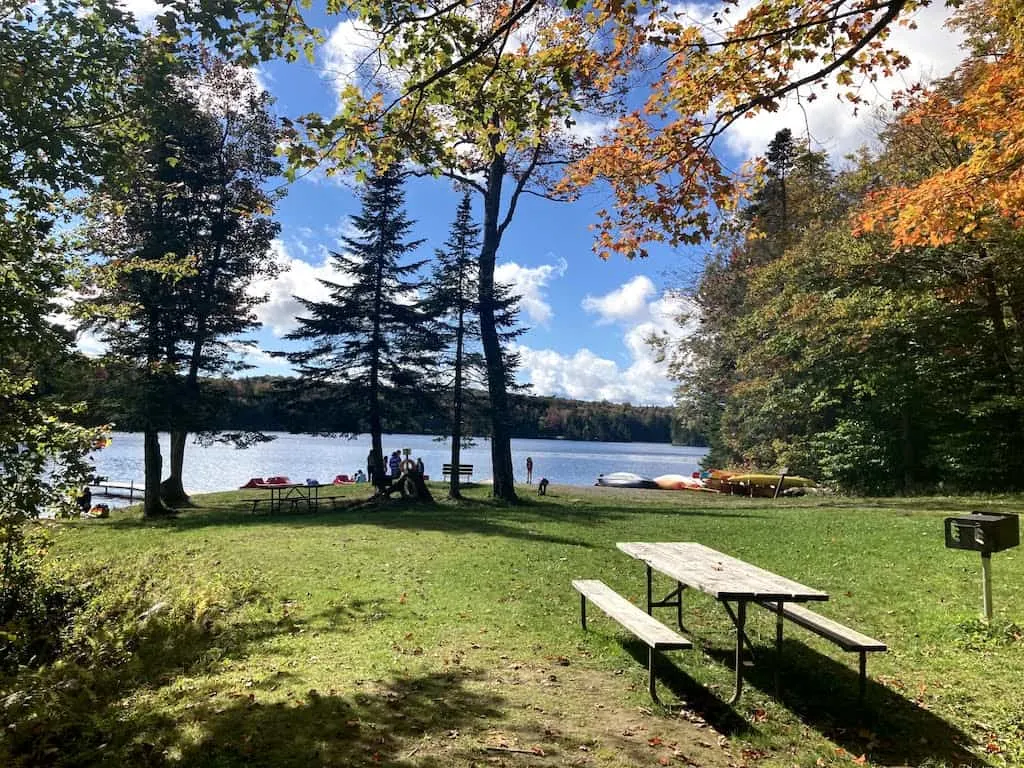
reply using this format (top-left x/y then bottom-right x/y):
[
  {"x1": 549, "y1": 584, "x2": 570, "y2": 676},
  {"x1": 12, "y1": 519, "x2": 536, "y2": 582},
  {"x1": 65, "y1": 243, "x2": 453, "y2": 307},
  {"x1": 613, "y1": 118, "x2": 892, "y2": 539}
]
[{"x1": 4, "y1": 484, "x2": 1022, "y2": 768}]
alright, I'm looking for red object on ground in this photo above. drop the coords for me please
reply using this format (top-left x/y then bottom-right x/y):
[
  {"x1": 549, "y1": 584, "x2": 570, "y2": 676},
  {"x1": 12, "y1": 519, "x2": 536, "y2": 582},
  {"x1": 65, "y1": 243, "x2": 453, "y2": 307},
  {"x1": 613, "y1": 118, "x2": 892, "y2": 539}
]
[
  {"x1": 239, "y1": 477, "x2": 266, "y2": 488},
  {"x1": 333, "y1": 474, "x2": 355, "y2": 485}
]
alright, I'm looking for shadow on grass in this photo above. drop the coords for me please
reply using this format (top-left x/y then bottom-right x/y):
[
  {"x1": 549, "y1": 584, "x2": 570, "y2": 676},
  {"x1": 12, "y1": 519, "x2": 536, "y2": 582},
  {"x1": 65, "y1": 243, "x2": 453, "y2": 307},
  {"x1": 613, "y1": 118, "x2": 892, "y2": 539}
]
[
  {"x1": 0, "y1": 587, "x2": 511, "y2": 768},
  {"x1": 490, "y1": 494, "x2": 768, "y2": 522},
  {"x1": 102, "y1": 492, "x2": 762, "y2": 549},
  {"x1": 141, "y1": 669, "x2": 506, "y2": 768},
  {"x1": 618, "y1": 640, "x2": 754, "y2": 737},
  {"x1": 102, "y1": 495, "x2": 602, "y2": 548},
  {"x1": 695, "y1": 640, "x2": 985, "y2": 767}
]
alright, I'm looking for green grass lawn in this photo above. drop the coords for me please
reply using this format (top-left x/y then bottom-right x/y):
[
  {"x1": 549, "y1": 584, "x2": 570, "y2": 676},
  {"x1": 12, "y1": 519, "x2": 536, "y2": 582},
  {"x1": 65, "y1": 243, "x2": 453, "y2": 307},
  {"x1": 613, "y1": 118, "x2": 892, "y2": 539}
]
[{"x1": 3, "y1": 484, "x2": 1022, "y2": 767}]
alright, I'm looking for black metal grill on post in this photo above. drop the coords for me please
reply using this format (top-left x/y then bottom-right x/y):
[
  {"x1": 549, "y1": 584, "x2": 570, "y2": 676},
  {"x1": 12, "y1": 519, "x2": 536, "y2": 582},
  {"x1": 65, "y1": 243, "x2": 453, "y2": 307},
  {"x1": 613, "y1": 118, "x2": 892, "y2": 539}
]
[{"x1": 944, "y1": 512, "x2": 1019, "y2": 619}]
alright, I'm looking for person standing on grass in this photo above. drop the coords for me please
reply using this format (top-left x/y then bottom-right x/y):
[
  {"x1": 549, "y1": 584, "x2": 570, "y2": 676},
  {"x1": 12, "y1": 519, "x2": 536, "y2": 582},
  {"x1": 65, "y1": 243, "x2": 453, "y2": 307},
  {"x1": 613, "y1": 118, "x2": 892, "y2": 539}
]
[
  {"x1": 526, "y1": 456, "x2": 534, "y2": 484},
  {"x1": 389, "y1": 450, "x2": 401, "y2": 479}
]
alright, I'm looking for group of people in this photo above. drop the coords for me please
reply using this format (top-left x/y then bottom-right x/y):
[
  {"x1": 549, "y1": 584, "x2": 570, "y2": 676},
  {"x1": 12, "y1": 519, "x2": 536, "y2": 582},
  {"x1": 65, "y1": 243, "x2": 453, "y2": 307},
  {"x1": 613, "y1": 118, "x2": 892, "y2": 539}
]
[
  {"x1": 360, "y1": 450, "x2": 542, "y2": 487},
  {"x1": 366, "y1": 449, "x2": 425, "y2": 485}
]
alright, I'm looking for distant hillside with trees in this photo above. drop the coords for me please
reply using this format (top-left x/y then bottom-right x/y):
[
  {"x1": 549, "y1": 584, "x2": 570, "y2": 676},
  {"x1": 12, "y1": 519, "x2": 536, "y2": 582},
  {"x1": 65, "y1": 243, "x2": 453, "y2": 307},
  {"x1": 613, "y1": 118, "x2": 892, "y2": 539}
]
[{"x1": 56, "y1": 365, "x2": 698, "y2": 445}]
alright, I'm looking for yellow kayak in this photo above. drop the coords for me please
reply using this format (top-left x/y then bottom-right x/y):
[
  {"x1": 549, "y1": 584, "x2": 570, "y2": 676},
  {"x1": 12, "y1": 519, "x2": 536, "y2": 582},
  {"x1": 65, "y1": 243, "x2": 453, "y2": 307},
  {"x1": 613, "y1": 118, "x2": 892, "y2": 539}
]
[{"x1": 724, "y1": 473, "x2": 816, "y2": 497}]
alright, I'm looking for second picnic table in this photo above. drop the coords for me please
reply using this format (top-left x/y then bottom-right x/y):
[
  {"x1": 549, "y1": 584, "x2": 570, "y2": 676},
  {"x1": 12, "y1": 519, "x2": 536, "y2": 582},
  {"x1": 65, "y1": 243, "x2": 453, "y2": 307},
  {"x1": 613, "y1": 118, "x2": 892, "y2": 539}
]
[
  {"x1": 617, "y1": 541, "x2": 829, "y2": 703},
  {"x1": 248, "y1": 482, "x2": 322, "y2": 514}
]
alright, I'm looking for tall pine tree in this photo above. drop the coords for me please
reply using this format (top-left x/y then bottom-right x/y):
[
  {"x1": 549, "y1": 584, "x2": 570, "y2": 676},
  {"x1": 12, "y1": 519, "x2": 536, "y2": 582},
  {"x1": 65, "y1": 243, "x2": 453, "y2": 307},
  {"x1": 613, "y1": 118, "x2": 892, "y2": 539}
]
[
  {"x1": 82, "y1": 44, "x2": 282, "y2": 516},
  {"x1": 426, "y1": 193, "x2": 524, "y2": 499},
  {"x1": 286, "y1": 164, "x2": 437, "y2": 492}
]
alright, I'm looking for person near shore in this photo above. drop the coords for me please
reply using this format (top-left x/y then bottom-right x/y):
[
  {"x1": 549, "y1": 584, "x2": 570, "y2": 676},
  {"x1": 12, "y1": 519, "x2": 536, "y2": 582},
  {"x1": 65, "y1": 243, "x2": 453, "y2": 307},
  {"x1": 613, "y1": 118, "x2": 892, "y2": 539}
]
[
  {"x1": 389, "y1": 450, "x2": 401, "y2": 479},
  {"x1": 526, "y1": 456, "x2": 534, "y2": 484},
  {"x1": 76, "y1": 486, "x2": 92, "y2": 515},
  {"x1": 354, "y1": 469, "x2": 366, "y2": 483},
  {"x1": 366, "y1": 449, "x2": 375, "y2": 484},
  {"x1": 415, "y1": 457, "x2": 425, "y2": 475}
]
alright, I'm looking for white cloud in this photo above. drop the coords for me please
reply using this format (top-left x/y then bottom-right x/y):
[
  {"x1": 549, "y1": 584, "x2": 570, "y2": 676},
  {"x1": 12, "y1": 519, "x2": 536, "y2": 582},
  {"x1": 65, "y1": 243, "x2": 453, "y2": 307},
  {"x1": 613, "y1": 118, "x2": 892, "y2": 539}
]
[
  {"x1": 516, "y1": 344, "x2": 676, "y2": 405},
  {"x1": 229, "y1": 343, "x2": 294, "y2": 372},
  {"x1": 48, "y1": 291, "x2": 109, "y2": 358},
  {"x1": 517, "y1": 284, "x2": 697, "y2": 405},
  {"x1": 321, "y1": 19, "x2": 400, "y2": 104},
  {"x1": 117, "y1": 0, "x2": 164, "y2": 21},
  {"x1": 582, "y1": 275, "x2": 656, "y2": 325},
  {"x1": 721, "y1": 3, "x2": 964, "y2": 158},
  {"x1": 248, "y1": 240, "x2": 354, "y2": 337},
  {"x1": 562, "y1": 114, "x2": 619, "y2": 145},
  {"x1": 494, "y1": 257, "x2": 568, "y2": 326}
]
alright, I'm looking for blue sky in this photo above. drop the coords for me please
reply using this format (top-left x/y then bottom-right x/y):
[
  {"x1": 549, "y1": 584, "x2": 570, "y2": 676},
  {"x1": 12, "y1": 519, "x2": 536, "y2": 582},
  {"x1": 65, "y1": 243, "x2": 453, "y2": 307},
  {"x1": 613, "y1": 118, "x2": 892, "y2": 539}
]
[{"x1": 109, "y1": 1, "x2": 963, "y2": 406}]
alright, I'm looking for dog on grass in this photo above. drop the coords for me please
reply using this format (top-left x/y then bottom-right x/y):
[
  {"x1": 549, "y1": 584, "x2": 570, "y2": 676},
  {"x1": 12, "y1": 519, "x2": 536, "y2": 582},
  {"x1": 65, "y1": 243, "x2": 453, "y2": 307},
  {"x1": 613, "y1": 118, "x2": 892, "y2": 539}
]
[{"x1": 537, "y1": 477, "x2": 549, "y2": 495}]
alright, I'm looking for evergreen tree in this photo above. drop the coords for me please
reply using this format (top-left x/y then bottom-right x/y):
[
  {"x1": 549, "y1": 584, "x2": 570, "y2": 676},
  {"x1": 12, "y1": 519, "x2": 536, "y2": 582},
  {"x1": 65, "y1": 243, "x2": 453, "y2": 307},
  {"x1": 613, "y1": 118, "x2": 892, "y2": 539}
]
[
  {"x1": 158, "y1": 58, "x2": 283, "y2": 505},
  {"x1": 81, "y1": 41, "x2": 203, "y2": 517},
  {"x1": 82, "y1": 44, "x2": 282, "y2": 516},
  {"x1": 671, "y1": 130, "x2": 834, "y2": 470},
  {"x1": 286, "y1": 164, "x2": 438, "y2": 492},
  {"x1": 426, "y1": 193, "x2": 525, "y2": 499}
]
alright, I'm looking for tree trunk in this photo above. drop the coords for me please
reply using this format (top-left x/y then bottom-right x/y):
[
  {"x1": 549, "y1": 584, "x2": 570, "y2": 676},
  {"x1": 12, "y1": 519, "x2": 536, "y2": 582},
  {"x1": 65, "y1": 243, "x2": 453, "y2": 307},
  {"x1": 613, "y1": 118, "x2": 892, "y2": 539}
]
[
  {"x1": 900, "y1": 404, "x2": 914, "y2": 493},
  {"x1": 143, "y1": 429, "x2": 169, "y2": 517},
  {"x1": 159, "y1": 430, "x2": 190, "y2": 505},
  {"x1": 449, "y1": 314, "x2": 465, "y2": 500},
  {"x1": 479, "y1": 152, "x2": 517, "y2": 502},
  {"x1": 370, "y1": 250, "x2": 388, "y2": 494},
  {"x1": 382, "y1": 470, "x2": 434, "y2": 502},
  {"x1": 981, "y1": 261, "x2": 1018, "y2": 394}
]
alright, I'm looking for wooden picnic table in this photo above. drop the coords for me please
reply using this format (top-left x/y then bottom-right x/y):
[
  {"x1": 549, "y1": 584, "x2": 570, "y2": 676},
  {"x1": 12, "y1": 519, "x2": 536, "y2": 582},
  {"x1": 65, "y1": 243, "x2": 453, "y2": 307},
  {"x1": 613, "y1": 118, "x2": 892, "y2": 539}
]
[
  {"x1": 617, "y1": 542, "x2": 829, "y2": 703},
  {"x1": 249, "y1": 482, "x2": 321, "y2": 513}
]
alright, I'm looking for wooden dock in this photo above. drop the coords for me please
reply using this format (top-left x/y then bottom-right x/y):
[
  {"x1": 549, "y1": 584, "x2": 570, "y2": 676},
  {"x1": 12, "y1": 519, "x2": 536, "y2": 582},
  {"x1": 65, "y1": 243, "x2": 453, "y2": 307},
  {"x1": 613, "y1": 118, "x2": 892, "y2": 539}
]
[{"x1": 89, "y1": 480, "x2": 145, "y2": 502}]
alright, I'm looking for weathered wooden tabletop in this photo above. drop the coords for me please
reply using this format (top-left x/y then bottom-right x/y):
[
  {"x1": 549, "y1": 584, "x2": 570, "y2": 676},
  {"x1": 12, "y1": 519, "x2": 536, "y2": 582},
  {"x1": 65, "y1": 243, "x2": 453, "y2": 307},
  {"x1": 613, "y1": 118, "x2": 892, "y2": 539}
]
[{"x1": 617, "y1": 542, "x2": 829, "y2": 602}]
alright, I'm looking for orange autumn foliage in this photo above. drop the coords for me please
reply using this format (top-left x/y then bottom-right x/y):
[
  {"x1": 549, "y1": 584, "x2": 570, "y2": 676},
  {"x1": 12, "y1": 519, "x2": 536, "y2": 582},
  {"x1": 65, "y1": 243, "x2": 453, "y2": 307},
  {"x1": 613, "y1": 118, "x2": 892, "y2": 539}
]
[
  {"x1": 563, "y1": 0, "x2": 924, "y2": 258},
  {"x1": 857, "y1": 0, "x2": 1024, "y2": 246}
]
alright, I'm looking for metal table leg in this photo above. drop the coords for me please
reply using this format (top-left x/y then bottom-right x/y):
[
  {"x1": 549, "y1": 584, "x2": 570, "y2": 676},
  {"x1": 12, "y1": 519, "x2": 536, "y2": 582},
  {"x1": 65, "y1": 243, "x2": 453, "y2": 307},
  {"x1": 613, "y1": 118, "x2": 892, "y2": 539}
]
[
  {"x1": 646, "y1": 567, "x2": 688, "y2": 631},
  {"x1": 775, "y1": 601, "x2": 784, "y2": 696},
  {"x1": 722, "y1": 601, "x2": 757, "y2": 658},
  {"x1": 728, "y1": 600, "x2": 747, "y2": 704}
]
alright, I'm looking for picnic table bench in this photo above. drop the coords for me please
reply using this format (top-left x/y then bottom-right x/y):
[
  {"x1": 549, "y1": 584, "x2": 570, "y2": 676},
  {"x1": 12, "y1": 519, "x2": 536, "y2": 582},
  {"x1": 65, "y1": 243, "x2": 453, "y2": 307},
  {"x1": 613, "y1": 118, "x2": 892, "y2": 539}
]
[
  {"x1": 756, "y1": 600, "x2": 887, "y2": 700},
  {"x1": 573, "y1": 579, "x2": 691, "y2": 703},
  {"x1": 574, "y1": 542, "x2": 886, "y2": 705},
  {"x1": 442, "y1": 463, "x2": 473, "y2": 481}
]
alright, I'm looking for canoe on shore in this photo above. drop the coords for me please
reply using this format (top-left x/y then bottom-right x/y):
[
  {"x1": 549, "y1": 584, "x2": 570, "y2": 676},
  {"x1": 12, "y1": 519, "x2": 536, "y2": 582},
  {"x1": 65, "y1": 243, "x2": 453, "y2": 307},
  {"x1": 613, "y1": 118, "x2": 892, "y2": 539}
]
[
  {"x1": 719, "y1": 472, "x2": 816, "y2": 497},
  {"x1": 595, "y1": 472, "x2": 660, "y2": 489},
  {"x1": 652, "y1": 474, "x2": 718, "y2": 492}
]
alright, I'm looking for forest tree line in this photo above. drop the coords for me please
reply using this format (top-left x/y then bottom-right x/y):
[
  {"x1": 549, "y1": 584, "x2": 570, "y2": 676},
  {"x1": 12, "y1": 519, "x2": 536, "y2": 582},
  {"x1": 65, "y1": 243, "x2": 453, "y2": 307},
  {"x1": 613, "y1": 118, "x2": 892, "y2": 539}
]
[{"x1": 47, "y1": 363, "x2": 688, "y2": 445}]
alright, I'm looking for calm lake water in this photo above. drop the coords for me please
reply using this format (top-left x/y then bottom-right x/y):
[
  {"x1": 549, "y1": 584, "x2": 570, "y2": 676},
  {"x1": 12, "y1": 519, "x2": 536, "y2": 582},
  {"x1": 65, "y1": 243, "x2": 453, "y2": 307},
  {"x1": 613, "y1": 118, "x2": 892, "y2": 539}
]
[{"x1": 89, "y1": 432, "x2": 707, "y2": 501}]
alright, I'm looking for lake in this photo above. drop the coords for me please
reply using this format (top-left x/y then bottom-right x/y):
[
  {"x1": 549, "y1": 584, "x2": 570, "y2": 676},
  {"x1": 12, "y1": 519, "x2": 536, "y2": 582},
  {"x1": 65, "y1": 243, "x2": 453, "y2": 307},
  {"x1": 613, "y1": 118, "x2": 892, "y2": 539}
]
[{"x1": 89, "y1": 432, "x2": 707, "y2": 501}]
